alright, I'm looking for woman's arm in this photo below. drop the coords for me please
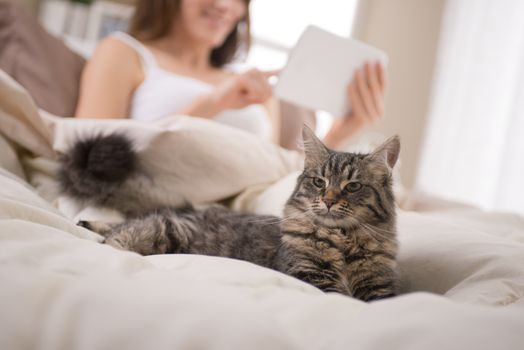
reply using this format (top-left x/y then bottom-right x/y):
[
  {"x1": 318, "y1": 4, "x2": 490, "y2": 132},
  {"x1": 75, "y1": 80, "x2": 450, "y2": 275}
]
[
  {"x1": 263, "y1": 96, "x2": 281, "y2": 144},
  {"x1": 75, "y1": 38, "x2": 143, "y2": 119},
  {"x1": 323, "y1": 62, "x2": 387, "y2": 149},
  {"x1": 179, "y1": 69, "x2": 276, "y2": 122}
]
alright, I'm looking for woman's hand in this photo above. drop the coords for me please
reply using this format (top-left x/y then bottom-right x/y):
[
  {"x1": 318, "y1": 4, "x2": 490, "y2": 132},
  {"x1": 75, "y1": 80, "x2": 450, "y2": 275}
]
[
  {"x1": 181, "y1": 68, "x2": 277, "y2": 118},
  {"x1": 323, "y1": 62, "x2": 387, "y2": 149},
  {"x1": 211, "y1": 68, "x2": 278, "y2": 112}
]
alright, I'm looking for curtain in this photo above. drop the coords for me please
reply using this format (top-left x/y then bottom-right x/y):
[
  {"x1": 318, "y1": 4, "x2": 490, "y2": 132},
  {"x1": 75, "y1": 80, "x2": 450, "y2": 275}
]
[{"x1": 417, "y1": 0, "x2": 524, "y2": 215}]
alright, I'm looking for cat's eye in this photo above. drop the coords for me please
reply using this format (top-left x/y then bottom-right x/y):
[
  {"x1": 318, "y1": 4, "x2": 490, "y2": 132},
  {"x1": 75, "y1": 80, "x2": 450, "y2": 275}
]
[
  {"x1": 312, "y1": 177, "x2": 326, "y2": 188},
  {"x1": 345, "y1": 182, "x2": 362, "y2": 192}
]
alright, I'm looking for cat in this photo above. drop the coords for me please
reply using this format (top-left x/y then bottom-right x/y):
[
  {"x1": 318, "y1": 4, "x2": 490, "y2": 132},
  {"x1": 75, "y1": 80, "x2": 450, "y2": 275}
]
[{"x1": 60, "y1": 126, "x2": 401, "y2": 301}]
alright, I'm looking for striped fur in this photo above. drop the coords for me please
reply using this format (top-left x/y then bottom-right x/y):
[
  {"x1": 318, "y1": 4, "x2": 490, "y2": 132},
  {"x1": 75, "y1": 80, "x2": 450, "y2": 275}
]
[{"x1": 76, "y1": 127, "x2": 401, "y2": 302}]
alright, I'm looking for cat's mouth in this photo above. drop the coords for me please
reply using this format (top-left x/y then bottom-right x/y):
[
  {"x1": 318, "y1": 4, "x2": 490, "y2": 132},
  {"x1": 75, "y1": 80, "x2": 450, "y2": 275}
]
[
  {"x1": 314, "y1": 210, "x2": 359, "y2": 228},
  {"x1": 316, "y1": 207, "x2": 347, "y2": 218}
]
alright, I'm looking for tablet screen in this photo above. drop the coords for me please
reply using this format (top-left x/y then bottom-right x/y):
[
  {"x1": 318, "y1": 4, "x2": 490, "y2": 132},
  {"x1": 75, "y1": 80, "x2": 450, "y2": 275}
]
[{"x1": 274, "y1": 25, "x2": 388, "y2": 117}]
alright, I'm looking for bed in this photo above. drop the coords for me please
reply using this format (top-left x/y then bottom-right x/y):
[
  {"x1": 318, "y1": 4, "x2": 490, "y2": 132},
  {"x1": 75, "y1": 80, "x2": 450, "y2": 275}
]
[{"x1": 1, "y1": 64, "x2": 524, "y2": 350}]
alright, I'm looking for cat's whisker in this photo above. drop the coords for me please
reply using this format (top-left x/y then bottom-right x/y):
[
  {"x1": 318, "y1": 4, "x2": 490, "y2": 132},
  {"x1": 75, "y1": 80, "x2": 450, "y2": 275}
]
[
  {"x1": 246, "y1": 209, "x2": 309, "y2": 225},
  {"x1": 360, "y1": 224, "x2": 392, "y2": 241},
  {"x1": 363, "y1": 223, "x2": 396, "y2": 235},
  {"x1": 361, "y1": 227, "x2": 389, "y2": 242},
  {"x1": 245, "y1": 216, "x2": 283, "y2": 224},
  {"x1": 278, "y1": 211, "x2": 311, "y2": 224}
]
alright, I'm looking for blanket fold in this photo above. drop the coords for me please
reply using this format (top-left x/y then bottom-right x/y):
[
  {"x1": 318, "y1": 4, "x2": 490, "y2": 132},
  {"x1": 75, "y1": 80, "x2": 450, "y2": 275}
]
[{"x1": 0, "y1": 69, "x2": 303, "y2": 214}]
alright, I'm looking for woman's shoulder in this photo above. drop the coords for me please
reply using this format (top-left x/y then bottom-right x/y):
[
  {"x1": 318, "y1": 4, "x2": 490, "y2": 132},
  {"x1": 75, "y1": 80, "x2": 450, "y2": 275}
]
[
  {"x1": 92, "y1": 34, "x2": 139, "y2": 60},
  {"x1": 84, "y1": 34, "x2": 143, "y2": 88}
]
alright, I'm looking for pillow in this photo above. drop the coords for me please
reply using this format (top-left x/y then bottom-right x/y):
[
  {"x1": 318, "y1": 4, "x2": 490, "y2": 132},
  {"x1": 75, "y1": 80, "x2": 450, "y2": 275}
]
[
  {"x1": 0, "y1": 134, "x2": 25, "y2": 179},
  {"x1": 49, "y1": 115, "x2": 303, "y2": 219},
  {"x1": 0, "y1": 1, "x2": 85, "y2": 117},
  {"x1": 0, "y1": 70, "x2": 303, "y2": 219},
  {"x1": 278, "y1": 100, "x2": 316, "y2": 150}
]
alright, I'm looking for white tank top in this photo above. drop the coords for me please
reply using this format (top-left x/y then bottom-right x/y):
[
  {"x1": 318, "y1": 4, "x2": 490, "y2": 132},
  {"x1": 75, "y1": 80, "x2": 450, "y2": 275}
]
[{"x1": 111, "y1": 32, "x2": 272, "y2": 140}]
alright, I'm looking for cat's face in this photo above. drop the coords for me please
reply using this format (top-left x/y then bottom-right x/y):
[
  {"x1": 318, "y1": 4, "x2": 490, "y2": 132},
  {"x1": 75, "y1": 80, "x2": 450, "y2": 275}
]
[{"x1": 286, "y1": 127, "x2": 400, "y2": 229}]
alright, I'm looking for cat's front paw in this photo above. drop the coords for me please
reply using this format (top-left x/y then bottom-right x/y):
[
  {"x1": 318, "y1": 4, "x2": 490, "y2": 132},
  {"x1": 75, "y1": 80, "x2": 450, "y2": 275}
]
[
  {"x1": 77, "y1": 220, "x2": 92, "y2": 230},
  {"x1": 76, "y1": 220, "x2": 113, "y2": 239},
  {"x1": 77, "y1": 220, "x2": 106, "y2": 242}
]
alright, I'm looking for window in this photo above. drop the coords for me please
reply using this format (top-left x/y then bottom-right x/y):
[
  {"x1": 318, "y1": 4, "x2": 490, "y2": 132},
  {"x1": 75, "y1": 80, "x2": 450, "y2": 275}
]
[
  {"x1": 246, "y1": 0, "x2": 359, "y2": 135},
  {"x1": 247, "y1": 0, "x2": 359, "y2": 69}
]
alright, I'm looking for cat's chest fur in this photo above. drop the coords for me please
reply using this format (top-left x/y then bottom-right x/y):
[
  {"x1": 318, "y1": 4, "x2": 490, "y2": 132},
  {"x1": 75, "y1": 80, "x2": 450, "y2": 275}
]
[
  {"x1": 285, "y1": 223, "x2": 391, "y2": 282},
  {"x1": 316, "y1": 226, "x2": 380, "y2": 260}
]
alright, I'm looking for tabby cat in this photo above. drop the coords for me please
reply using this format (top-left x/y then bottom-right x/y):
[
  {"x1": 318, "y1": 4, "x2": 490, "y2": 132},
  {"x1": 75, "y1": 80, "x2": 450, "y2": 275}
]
[{"x1": 60, "y1": 127, "x2": 401, "y2": 301}]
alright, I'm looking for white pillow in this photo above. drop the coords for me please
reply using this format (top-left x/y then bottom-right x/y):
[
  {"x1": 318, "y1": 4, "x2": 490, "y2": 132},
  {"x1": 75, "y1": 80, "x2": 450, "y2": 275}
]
[
  {"x1": 0, "y1": 134, "x2": 25, "y2": 179},
  {"x1": 0, "y1": 70, "x2": 303, "y2": 218},
  {"x1": 50, "y1": 115, "x2": 303, "y2": 218}
]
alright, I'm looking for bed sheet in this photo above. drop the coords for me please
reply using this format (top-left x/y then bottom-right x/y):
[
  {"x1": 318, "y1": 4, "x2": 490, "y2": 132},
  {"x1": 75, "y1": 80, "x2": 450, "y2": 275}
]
[{"x1": 1, "y1": 165, "x2": 524, "y2": 350}]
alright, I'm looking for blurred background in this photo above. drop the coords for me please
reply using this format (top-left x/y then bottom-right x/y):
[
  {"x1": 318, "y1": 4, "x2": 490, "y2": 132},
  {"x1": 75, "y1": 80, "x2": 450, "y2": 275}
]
[{"x1": 10, "y1": 0, "x2": 524, "y2": 216}]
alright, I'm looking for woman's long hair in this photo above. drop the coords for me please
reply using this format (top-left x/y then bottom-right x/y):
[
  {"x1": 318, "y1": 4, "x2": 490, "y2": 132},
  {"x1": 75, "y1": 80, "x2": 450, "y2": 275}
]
[{"x1": 128, "y1": 0, "x2": 251, "y2": 68}]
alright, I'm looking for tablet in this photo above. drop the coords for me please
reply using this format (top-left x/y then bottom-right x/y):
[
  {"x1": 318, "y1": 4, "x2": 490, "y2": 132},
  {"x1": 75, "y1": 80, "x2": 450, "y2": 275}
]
[{"x1": 274, "y1": 25, "x2": 388, "y2": 117}]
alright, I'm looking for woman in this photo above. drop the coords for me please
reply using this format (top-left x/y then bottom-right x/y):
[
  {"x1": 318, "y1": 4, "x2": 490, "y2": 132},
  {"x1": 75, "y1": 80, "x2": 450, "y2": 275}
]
[{"x1": 75, "y1": 0, "x2": 386, "y2": 149}]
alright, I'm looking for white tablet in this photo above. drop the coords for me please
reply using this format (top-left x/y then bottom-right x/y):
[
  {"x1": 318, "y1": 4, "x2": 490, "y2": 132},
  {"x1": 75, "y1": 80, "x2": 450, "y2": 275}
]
[{"x1": 274, "y1": 25, "x2": 388, "y2": 117}]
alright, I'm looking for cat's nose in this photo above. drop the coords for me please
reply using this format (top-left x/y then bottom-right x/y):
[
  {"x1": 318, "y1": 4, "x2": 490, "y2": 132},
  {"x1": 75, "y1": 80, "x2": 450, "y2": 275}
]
[{"x1": 323, "y1": 197, "x2": 336, "y2": 210}]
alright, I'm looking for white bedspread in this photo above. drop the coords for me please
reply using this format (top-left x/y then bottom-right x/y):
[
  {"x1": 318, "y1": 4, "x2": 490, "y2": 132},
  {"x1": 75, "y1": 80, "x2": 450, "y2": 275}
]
[
  {"x1": 1, "y1": 164, "x2": 524, "y2": 350},
  {"x1": 1, "y1": 70, "x2": 524, "y2": 349}
]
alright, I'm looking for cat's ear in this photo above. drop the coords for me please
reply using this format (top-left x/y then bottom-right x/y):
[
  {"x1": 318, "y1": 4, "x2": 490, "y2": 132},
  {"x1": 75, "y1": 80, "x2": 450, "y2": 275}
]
[
  {"x1": 302, "y1": 125, "x2": 329, "y2": 167},
  {"x1": 370, "y1": 135, "x2": 400, "y2": 170}
]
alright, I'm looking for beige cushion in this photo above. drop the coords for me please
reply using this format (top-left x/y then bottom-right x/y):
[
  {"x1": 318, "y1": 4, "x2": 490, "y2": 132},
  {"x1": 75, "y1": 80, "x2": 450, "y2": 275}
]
[
  {"x1": 0, "y1": 70, "x2": 303, "y2": 218},
  {"x1": 0, "y1": 133, "x2": 25, "y2": 180},
  {"x1": 0, "y1": 1, "x2": 85, "y2": 117}
]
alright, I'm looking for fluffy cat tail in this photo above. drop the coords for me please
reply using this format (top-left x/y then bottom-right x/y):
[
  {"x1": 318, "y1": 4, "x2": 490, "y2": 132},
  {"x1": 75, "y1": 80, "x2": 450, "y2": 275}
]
[
  {"x1": 59, "y1": 133, "x2": 137, "y2": 192},
  {"x1": 58, "y1": 133, "x2": 186, "y2": 216},
  {"x1": 58, "y1": 133, "x2": 140, "y2": 213}
]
